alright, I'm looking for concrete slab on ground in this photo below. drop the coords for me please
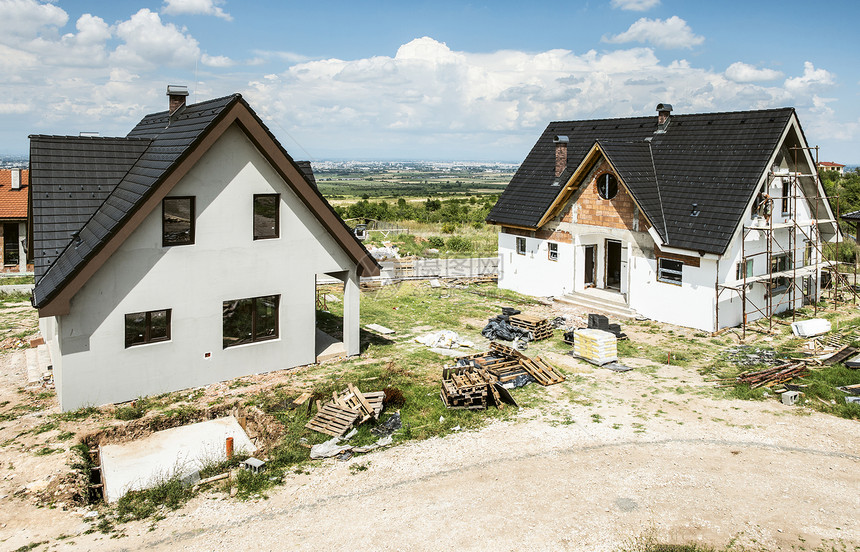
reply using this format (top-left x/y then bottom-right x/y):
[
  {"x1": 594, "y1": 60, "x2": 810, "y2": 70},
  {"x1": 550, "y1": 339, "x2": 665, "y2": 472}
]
[
  {"x1": 100, "y1": 416, "x2": 255, "y2": 503},
  {"x1": 315, "y1": 329, "x2": 346, "y2": 362}
]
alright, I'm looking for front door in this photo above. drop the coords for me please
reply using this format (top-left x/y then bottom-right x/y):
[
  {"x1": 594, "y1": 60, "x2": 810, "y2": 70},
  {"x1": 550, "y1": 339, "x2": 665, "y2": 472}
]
[
  {"x1": 606, "y1": 239, "x2": 621, "y2": 289},
  {"x1": 584, "y1": 245, "x2": 596, "y2": 287},
  {"x1": 2, "y1": 223, "x2": 18, "y2": 267}
]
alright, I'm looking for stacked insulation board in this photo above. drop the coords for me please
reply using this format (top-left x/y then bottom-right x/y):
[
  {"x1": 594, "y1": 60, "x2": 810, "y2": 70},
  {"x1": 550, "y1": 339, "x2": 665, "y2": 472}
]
[{"x1": 573, "y1": 329, "x2": 618, "y2": 365}]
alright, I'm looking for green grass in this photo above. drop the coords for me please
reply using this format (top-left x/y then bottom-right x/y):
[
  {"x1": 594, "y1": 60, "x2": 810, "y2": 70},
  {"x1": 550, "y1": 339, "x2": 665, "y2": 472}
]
[
  {"x1": 0, "y1": 275, "x2": 34, "y2": 285},
  {"x1": 114, "y1": 477, "x2": 192, "y2": 523}
]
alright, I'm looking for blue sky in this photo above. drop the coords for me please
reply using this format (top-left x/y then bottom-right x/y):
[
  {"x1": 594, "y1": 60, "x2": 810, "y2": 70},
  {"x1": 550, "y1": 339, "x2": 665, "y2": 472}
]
[{"x1": 1, "y1": 0, "x2": 858, "y2": 163}]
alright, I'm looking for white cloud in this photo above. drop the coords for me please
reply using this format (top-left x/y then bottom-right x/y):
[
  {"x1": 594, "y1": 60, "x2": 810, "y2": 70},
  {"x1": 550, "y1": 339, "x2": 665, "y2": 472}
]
[
  {"x1": 603, "y1": 16, "x2": 704, "y2": 49},
  {"x1": 162, "y1": 0, "x2": 232, "y2": 21},
  {"x1": 111, "y1": 9, "x2": 201, "y2": 69},
  {"x1": 0, "y1": 0, "x2": 67, "y2": 41},
  {"x1": 201, "y1": 54, "x2": 234, "y2": 67},
  {"x1": 0, "y1": 102, "x2": 31, "y2": 114},
  {"x1": 611, "y1": 0, "x2": 660, "y2": 11},
  {"x1": 251, "y1": 49, "x2": 312, "y2": 64},
  {"x1": 784, "y1": 61, "x2": 834, "y2": 94},
  {"x1": 724, "y1": 62, "x2": 783, "y2": 83}
]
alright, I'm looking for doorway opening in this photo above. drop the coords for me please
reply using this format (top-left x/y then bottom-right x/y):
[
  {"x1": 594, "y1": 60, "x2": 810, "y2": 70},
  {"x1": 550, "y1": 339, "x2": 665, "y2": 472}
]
[
  {"x1": 605, "y1": 239, "x2": 621, "y2": 290},
  {"x1": 584, "y1": 245, "x2": 596, "y2": 287}
]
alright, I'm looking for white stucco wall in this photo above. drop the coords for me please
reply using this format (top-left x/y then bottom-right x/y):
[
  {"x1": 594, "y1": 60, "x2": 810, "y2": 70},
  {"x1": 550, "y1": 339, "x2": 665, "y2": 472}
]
[
  {"x1": 49, "y1": 124, "x2": 358, "y2": 411},
  {"x1": 497, "y1": 232, "x2": 574, "y2": 297}
]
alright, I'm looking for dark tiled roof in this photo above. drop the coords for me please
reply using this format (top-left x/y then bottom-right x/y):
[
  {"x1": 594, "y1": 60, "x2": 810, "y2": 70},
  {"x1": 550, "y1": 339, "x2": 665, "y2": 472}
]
[
  {"x1": 487, "y1": 108, "x2": 796, "y2": 254},
  {"x1": 296, "y1": 161, "x2": 316, "y2": 187},
  {"x1": 29, "y1": 137, "x2": 151, "y2": 279},
  {"x1": 843, "y1": 209, "x2": 860, "y2": 221},
  {"x1": 31, "y1": 95, "x2": 240, "y2": 307}
]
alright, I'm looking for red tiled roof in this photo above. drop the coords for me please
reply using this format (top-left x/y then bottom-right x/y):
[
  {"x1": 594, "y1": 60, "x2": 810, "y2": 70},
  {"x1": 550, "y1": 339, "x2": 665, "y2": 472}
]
[
  {"x1": 0, "y1": 169, "x2": 28, "y2": 219},
  {"x1": 819, "y1": 161, "x2": 845, "y2": 168}
]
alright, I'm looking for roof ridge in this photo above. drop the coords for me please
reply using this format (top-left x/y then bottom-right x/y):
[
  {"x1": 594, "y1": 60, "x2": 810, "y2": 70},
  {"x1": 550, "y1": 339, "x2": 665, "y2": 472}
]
[{"x1": 549, "y1": 106, "x2": 794, "y2": 126}]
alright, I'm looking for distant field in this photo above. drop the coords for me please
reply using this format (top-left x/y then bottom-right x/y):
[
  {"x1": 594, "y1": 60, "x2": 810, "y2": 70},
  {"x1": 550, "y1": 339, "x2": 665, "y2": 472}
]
[{"x1": 316, "y1": 167, "x2": 513, "y2": 199}]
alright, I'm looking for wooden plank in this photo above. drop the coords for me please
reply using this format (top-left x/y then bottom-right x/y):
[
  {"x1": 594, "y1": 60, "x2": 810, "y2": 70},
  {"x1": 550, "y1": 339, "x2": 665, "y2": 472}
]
[
  {"x1": 348, "y1": 383, "x2": 376, "y2": 419},
  {"x1": 289, "y1": 392, "x2": 314, "y2": 409}
]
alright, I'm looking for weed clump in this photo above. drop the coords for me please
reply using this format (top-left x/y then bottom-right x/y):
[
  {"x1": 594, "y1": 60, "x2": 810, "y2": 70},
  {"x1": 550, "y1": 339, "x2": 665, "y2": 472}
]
[{"x1": 382, "y1": 387, "x2": 406, "y2": 408}]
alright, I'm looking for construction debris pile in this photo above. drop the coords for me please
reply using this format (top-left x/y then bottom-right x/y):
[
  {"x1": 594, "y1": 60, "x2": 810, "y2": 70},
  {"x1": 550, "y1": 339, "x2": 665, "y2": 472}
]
[
  {"x1": 305, "y1": 384, "x2": 385, "y2": 438},
  {"x1": 733, "y1": 362, "x2": 811, "y2": 389},
  {"x1": 440, "y1": 342, "x2": 565, "y2": 410},
  {"x1": 481, "y1": 308, "x2": 556, "y2": 345}
]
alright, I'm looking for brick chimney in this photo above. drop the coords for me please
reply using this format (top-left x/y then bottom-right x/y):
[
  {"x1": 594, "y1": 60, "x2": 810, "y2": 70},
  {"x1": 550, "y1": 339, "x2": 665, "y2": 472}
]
[
  {"x1": 167, "y1": 85, "x2": 189, "y2": 113},
  {"x1": 656, "y1": 103, "x2": 673, "y2": 130},
  {"x1": 553, "y1": 135, "x2": 569, "y2": 177}
]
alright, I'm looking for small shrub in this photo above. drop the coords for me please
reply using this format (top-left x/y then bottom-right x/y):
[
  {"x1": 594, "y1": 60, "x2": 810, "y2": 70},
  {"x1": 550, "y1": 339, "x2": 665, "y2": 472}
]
[
  {"x1": 235, "y1": 468, "x2": 270, "y2": 499},
  {"x1": 382, "y1": 387, "x2": 406, "y2": 408},
  {"x1": 441, "y1": 222, "x2": 456, "y2": 234},
  {"x1": 427, "y1": 236, "x2": 445, "y2": 248},
  {"x1": 115, "y1": 477, "x2": 191, "y2": 522},
  {"x1": 446, "y1": 236, "x2": 472, "y2": 252},
  {"x1": 115, "y1": 400, "x2": 147, "y2": 421}
]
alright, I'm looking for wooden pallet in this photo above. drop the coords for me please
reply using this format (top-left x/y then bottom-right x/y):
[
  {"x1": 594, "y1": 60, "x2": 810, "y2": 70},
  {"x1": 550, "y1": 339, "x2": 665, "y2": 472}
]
[
  {"x1": 305, "y1": 404, "x2": 360, "y2": 437},
  {"x1": 824, "y1": 345, "x2": 859, "y2": 366},
  {"x1": 520, "y1": 356, "x2": 566, "y2": 385},
  {"x1": 509, "y1": 314, "x2": 553, "y2": 341}
]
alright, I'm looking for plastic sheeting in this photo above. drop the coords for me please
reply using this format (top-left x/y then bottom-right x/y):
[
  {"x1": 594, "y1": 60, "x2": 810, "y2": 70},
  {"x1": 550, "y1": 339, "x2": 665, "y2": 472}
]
[{"x1": 416, "y1": 330, "x2": 474, "y2": 349}]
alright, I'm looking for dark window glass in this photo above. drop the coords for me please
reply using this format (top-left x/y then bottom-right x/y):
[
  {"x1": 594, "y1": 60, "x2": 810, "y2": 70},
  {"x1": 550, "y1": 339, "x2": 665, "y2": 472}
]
[
  {"x1": 124, "y1": 309, "x2": 171, "y2": 348},
  {"x1": 658, "y1": 258, "x2": 683, "y2": 284},
  {"x1": 597, "y1": 173, "x2": 618, "y2": 200},
  {"x1": 548, "y1": 242, "x2": 558, "y2": 261},
  {"x1": 253, "y1": 194, "x2": 279, "y2": 239},
  {"x1": 163, "y1": 197, "x2": 195, "y2": 246},
  {"x1": 516, "y1": 237, "x2": 526, "y2": 255},
  {"x1": 223, "y1": 295, "x2": 279, "y2": 348}
]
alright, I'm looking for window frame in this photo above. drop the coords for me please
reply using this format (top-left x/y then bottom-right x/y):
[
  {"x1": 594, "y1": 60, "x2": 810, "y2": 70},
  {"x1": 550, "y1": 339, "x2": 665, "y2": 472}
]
[
  {"x1": 770, "y1": 253, "x2": 792, "y2": 274},
  {"x1": 222, "y1": 294, "x2": 280, "y2": 349},
  {"x1": 657, "y1": 258, "x2": 683, "y2": 285},
  {"x1": 162, "y1": 196, "x2": 196, "y2": 247},
  {"x1": 548, "y1": 242, "x2": 558, "y2": 261},
  {"x1": 124, "y1": 309, "x2": 171, "y2": 348},
  {"x1": 253, "y1": 193, "x2": 280, "y2": 240},
  {"x1": 736, "y1": 259, "x2": 753, "y2": 281},
  {"x1": 781, "y1": 180, "x2": 791, "y2": 215},
  {"x1": 515, "y1": 236, "x2": 526, "y2": 255}
]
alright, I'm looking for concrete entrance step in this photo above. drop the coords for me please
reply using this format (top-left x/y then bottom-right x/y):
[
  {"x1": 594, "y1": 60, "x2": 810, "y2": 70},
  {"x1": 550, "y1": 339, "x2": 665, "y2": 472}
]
[{"x1": 555, "y1": 291, "x2": 638, "y2": 320}]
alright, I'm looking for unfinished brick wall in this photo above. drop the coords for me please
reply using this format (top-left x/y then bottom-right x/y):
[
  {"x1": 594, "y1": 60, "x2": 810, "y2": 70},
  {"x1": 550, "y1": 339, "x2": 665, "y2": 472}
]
[
  {"x1": 535, "y1": 228, "x2": 572, "y2": 244},
  {"x1": 569, "y1": 160, "x2": 638, "y2": 231}
]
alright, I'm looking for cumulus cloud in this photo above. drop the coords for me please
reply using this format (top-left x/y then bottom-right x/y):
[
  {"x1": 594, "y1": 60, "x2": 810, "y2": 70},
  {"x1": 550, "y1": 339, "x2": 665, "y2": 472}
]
[
  {"x1": 611, "y1": 0, "x2": 660, "y2": 11},
  {"x1": 724, "y1": 62, "x2": 783, "y2": 83},
  {"x1": 162, "y1": 0, "x2": 232, "y2": 21},
  {"x1": 111, "y1": 9, "x2": 201, "y2": 69},
  {"x1": 0, "y1": 0, "x2": 67, "y2": 41},
  {"x1": 604, "y1": 16, "x2": 704, "y2": 49},
  {"x1": 784, "y1": 61, "x2": 834, "y2": 94}
]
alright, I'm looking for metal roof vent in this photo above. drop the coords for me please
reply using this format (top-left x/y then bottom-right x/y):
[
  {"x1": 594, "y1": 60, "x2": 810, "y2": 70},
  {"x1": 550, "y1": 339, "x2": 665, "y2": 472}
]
[
  {"x1": 690, "y1": 203, "x2": 700, "y2": 217},
  {"x1": 79, "y1": 131, "x2": 99, "y2": 137},
  {"x1": 167, "y1": 84, "x2": 189, "y2": 114}
]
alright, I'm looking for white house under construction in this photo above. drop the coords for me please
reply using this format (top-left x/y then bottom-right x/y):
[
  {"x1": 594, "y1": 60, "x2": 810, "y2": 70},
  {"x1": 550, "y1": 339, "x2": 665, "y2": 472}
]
[{"x1": 487, "y1": 104, "x2": 840, "y2": 332}]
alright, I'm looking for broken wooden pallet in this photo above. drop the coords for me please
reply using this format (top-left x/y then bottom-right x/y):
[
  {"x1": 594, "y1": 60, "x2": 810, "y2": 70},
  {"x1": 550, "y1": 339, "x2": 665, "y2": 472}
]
[
  {"x1": 520, "y1": 356, "x2": 565, "y2": 385},
  {"x1": 824, "y1": 345, "x2": 859, "y2": 366},
  {"x1": 305, "y1": 404, "x2": 360, "y2": 437}
]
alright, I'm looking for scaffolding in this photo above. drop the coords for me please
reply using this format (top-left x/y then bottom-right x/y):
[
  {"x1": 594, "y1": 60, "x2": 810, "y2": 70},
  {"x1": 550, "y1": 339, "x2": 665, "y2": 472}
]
[{"x1": 715, "y1": 146, "x2": 859, "y2": 339}]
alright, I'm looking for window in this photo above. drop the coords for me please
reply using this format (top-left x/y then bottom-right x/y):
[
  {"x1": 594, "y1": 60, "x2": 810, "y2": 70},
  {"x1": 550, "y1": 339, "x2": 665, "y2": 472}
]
[
  {"x1": 162, "y1": 197, "x2": 195, "y2": 246},
  {"x1": 548, "y1": 242, "x2": 558, "y2": 261},
  {"x1": 736, "y1": 259, "x2": 753, "y2": 280},
  {"x1": 223, "y1": 295, "x2": 279, "y2": 348},
  {"x1": 781, "y1": 180, "x2": 791, "y2": 215},
  {"x1": 596, "y1": 173, "x2": 618, "y2": 200},
  {"x1": 771, "y1": 253, "x2": 792, "y2": 274},
  {"x1": 3, "y1": 223, "x2": 18, "y2": 265},
  {"x1": 253, "y1": 194, "x2": 280, "y2": 240},
  {"x1": 657, "y1": 258, "x2": 683, "y2": 284},
  {"x1": 516, "y1": 237, "x2": 526, "y2": 255},
  {"x1": 804, "y1": 240, "x2": 813, "y2": 267},
  {"x1": 125, "y1": 309, "x2": 171, "y2": 348}
]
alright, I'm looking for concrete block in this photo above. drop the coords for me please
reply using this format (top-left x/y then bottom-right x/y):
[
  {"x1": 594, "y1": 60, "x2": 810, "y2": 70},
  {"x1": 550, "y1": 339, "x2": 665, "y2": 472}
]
[{"x1": 781, "y1": 391, "x2": 801, "y2": 406}]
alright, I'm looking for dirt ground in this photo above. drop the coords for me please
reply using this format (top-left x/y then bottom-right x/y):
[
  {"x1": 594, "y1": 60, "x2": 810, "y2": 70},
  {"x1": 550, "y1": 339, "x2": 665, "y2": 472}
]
[{"x1": 1, "y1": 323, "x2": 858, "y2": 552}]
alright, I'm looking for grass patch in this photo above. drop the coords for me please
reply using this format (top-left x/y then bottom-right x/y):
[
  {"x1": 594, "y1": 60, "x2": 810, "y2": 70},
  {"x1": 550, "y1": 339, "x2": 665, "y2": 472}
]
[{"x1": 115, "y1": 477, "x2": 192, "y2": 522}]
